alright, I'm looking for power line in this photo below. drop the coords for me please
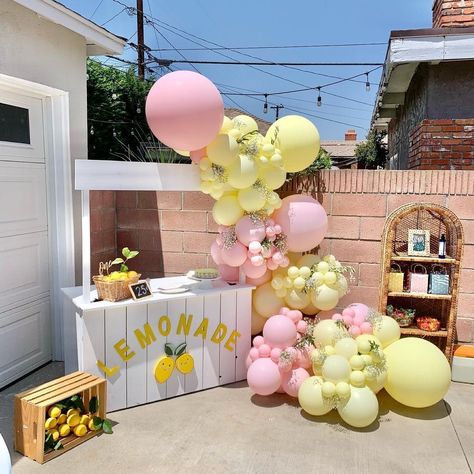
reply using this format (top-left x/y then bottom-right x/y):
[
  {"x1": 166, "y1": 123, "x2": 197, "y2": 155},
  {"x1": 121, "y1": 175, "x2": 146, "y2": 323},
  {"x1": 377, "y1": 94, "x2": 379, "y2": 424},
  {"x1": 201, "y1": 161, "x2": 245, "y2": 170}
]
[
  {"x1": 90, "y1": 0, "x2": 105, "y2": 19},
  {"x1": 100, "y1": 7, "x2": 126, "y2": 27},
  {"x1": 146, "y1": 59, "x2": 383, "y2": 67}
]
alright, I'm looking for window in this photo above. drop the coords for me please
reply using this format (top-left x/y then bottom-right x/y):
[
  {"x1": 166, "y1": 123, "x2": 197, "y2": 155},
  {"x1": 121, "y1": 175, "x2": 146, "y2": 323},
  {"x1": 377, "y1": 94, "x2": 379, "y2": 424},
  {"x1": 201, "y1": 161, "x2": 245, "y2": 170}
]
[{"x1": 0, "y1": 103, "x2": 31, "y2": 144}]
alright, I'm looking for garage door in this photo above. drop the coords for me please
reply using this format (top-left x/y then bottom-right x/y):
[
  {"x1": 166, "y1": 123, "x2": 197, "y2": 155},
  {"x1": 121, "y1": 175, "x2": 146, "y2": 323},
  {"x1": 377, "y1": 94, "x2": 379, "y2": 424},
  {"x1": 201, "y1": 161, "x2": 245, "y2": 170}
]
[{"x1": 0, "y1": 89, "x2": 51, "y2": 387}]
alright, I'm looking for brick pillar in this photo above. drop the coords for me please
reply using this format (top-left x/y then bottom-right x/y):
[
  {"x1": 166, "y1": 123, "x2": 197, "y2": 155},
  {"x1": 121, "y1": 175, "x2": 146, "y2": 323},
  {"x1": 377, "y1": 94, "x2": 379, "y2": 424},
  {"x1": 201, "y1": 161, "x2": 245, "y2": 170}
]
[
  {"x1": 433, "y1": 0, "x2": 474, "y2": 28},
  {"x1": 408, "y1": 119, "x2": 474, "y2": 170}
]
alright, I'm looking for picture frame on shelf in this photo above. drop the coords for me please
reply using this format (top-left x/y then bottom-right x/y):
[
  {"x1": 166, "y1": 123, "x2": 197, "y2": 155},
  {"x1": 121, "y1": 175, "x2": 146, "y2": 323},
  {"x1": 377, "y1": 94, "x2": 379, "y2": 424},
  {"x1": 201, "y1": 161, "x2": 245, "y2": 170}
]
[{"x1": 408, "y1": 229, "x2": 430, "y2": 257}]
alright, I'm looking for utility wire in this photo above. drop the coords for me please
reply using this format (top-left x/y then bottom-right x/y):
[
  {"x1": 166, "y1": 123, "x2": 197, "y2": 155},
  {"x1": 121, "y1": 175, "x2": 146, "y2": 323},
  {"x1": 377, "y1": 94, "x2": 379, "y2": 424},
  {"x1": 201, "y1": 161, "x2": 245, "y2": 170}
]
[
  {"x1": 100, "y1": 7, "x2": 126, "y2": 27},
  {"x1": 148, "y1": 59, "x2": 383, "y2": 67},
  {"x1": 90, "y1": 0, "x2": 105, "y2": 19}
]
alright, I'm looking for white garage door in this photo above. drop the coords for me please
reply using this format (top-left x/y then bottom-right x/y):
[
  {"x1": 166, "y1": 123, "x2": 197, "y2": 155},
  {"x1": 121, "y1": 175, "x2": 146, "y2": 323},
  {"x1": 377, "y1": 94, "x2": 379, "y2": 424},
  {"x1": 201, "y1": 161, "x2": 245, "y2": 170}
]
[{"x1": 0, "y1": 89, "x2": 51, "y2": 387}]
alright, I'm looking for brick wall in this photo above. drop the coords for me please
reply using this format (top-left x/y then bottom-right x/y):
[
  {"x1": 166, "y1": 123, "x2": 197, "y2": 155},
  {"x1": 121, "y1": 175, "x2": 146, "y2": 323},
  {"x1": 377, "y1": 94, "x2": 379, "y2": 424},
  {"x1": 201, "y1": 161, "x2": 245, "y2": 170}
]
[
  {"x1": 409, "y1": 119, "x2": 474, "y2": 170},
  {"x1": 90, "y1": 169, "x2": 474, "y2": 343},
  {"x1": 433, "y1": 0, "x2": 474, "y2": 27}
]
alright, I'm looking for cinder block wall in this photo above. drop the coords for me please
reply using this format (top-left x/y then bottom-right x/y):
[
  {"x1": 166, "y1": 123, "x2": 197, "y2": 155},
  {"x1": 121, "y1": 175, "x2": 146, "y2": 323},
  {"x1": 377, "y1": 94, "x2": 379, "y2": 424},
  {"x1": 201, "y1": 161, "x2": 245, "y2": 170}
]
[{"x1": 90, "y1": 169, "x2": 474, "y2": 343}]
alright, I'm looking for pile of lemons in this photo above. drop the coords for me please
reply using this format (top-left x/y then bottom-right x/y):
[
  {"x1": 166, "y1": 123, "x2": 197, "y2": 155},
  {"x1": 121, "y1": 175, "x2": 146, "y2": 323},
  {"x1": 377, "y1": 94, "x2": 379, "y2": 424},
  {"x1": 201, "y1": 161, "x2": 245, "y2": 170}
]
[
  {"x1": 101, "y1": 270, "x2": 138, "y2": 283},
  {"x1": 44, "y1": 405, "x2": 99, "y2": 441}
]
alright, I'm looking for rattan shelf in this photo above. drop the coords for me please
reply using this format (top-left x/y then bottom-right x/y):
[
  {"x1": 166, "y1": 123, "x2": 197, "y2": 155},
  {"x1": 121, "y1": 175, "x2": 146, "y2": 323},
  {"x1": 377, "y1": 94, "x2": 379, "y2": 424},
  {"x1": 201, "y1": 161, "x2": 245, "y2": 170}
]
[
  {"x1": 388, "y1": 292, "x2": 452, "y2": 300},
  {"x1": 378, "y1": 203, "x2": 464, "y2": 362}
]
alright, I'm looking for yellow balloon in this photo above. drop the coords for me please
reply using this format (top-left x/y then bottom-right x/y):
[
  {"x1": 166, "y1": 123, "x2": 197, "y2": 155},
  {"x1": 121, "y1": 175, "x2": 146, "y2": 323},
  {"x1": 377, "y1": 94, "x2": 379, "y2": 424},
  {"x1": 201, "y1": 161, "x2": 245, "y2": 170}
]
[
  {"x1": 322, "y1": 355, "x2": 351, "y2": 383},
  {"x1": 220, "y1": 116, "x2": 233, "y2": 134},
  {"x1": 384, "y1": 338, "x2": 451, "y2": 408},
  {"x1": 373, "y1": 315, "x2": 401, "y2": 348},
  {"x1": 251, "y1": 309, "x2": 268, "y2": 335},
  {"x1": 337, "y1": 386, "x2": 379, "y2": 428},
  {"x1": 258, "y1": 165, "x2": 287, "y2": 190},
  {"x1": 311, "y1": 284, "x2": 340, "y2": 311},
  {"x1": 173, "y1": 149, "x2": 190, "y2": 157},
  {"x1": 313, "y1": 320, "x2": 342, "y2": 347},
  {"x1": 298, "y1": 376, "x2": 332, "y2": 416},
  {"x1": 253, "y1": 282, "x2": 285, "y2": 318},
  {"x1": 227, "y1": 155, "x2": 258, "y2": 189},
  {"x1": 334, "y1": 337, "x2": 358, "y2": 360},
  {"x1": 366, "y1": 370, "x2": 387, "y2": 394},
  {"x1": 265, "y1": 115, "x2": 320, "y2": 173},
  {"x1": 207, "y1": 134, "x2": 239, "y2": 167},
  {"x1": 232, "y1": 114, "x2": 258, "y2": 135},
  {"x1": 212, "y1": 195, "x2": 243, "y2": 226},
  {"x1": 334, "y1": 275, "x2": 348, "y2": 297},
  {"x1": 284, "y1": 289, "x2": 310, "y2": 310},
  {"x1": 355, "y1": 334, "x2": 382, "y2": 354},
  {"x1": 238, "y1": 187, "x2": 266, "y2": 212},
  {"x1": 302, "y1": 301, "x2": 319, "y2": 316},
  {"x1": 297, "y1": 253, "x2": 321, "y2": 268}
]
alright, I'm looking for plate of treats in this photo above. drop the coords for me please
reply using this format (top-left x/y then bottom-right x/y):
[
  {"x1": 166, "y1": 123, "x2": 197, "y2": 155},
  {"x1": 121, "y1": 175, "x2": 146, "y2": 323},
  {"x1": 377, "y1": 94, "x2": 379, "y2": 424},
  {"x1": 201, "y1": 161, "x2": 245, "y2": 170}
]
[{"x1": 187, "y1": 268, "x2": 220, "y2": 288}]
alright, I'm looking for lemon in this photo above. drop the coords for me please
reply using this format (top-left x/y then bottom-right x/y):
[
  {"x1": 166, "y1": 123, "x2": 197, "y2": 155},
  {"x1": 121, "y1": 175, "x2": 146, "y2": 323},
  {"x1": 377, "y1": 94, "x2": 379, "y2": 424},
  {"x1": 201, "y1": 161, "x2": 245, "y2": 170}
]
[
  {"x1": 48, "y1": 429, "x2": 60, "y2": 441},
  {"x1": 66, "y1": 408, "x2": 80, "y2": 417},
  {"x1": 110, "y1": 271, "x2": 122, "y2": 281},
  {"x1": 58, "y1": 424, "x2": 71, "y2": 437},
  {"x1": 176, "y1": 353, "x2": 194, "y2": 375},
  {"x1": 67, "y1": 414, "x2": 81, "y2": 427},
  {"x1": 45, "y1": 417, "x2": 57, "y2": 430},
  {"x1": 80, "y1": 415, "x2": 90, "y2": 426},
  {"x1": 88, "y1": 419, "x2": 100, "y2": 431},
  {"x1": 118, "y1": 272, "x2": 128, "y2": 280},
  {"x1": 57, "y1": 414, "x2": 67, "y2": 425},
  {"x1": 48, "y1": 406, "x2": 61, "y2": 418},
  {"x1": 73, "y1": 424, "x2": 88, "y2": 437},
  {"x1": 127, "y1": 270, "x2": 138, "y2": 279},
  {"x1": 154, "y1": 355, "x2": 175, "y2": 383}
]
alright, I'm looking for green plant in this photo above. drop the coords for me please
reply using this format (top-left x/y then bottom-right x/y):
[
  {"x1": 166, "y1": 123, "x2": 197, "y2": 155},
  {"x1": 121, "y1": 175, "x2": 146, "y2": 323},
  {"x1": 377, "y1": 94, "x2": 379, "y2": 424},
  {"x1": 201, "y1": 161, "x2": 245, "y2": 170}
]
[
  {"x1": 355, "y1": 130, "x2": 388, "y2": 169},
  {"x1": 111, "y1": 247, "x2": 139, "y2": 273}
]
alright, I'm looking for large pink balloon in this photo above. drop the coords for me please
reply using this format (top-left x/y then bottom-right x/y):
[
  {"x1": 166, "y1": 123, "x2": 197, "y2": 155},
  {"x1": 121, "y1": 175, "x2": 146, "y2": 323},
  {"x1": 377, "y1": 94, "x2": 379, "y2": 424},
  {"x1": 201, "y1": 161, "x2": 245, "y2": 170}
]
[
  {"x1": 263, "y1": 315, "x2": 298, "y2": 349},
  {"x1": 210, "y1": 241, "x2": 223, "y2": 265},
  {"x1": 246, "y1": 268, "x2": 272, "y2": 287},
  {"x1": 221, "y1": 242, "x2": 247, "y2": 267},
  {"x1": 145, "y1": 71, "x2": 224, "y2": 151},
  {"x1": 242, "y1": 258, "x2": 268, "y2": 279},
  {"x1": 235, "y1": 216, "x2": 266, "y2": 246},
  {"x1": 218, "y1": 264, "x2": 239, "y2": 283},
  {"x1": 348, "y1": 303, "x2": 370, "y2": 320},
  {"x1": 273, "y1": 195, "x2": 328, "y2": 252},
  {"x1": 247, "y1": 358, "x2": 281, "y2": 396}
]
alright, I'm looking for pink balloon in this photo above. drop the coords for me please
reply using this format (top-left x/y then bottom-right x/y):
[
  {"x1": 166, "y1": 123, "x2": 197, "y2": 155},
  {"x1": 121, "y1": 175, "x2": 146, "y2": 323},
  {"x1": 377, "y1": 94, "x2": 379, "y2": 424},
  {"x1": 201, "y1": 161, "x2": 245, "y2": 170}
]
[
  {"x1": 350, "y1": 326, "x2": 362, "y2": 337},
  {"x1": 210, "y1": 241, "x2": 223, "y2": 265},
  {"x1": 145, "y1": 71, "x2": 223, "y2": 151},
  {"x1": 218, "y1": 264, "x2": 239, "y2": 283},
  {"x1": 221, "y1": 242, "x2": 247, "y2": 267},
  {"x1": 281, "y1": 368, "x2": 310, "y2": 397},
  {"x1": 242, "y1": 259, "x2": 268, "y2": 279},
  {"x1": 287, "y1": 310, "x2": 303, "y2": 323},
  {"x1": 247, "y1": 358, "x2": 282, "y2": 396},
  {"x1": 258, "y1": 344, "x2": 271, "y2": 358},
  {"x1": 246, "y1": 268, "x2": 272, "y2": 287},
  {"x1": 342, "y1": 315, "x2": 354, "y2": 326},
  {"x1": 253, "y1": 335, "x2": 265, "y2": 348},
  {"x1": 332, "y1": 313, "x2": 343, "y2": 321},
  {"x1": 272, "y1": 252, "x2": 284, "y2": 265},
  {"x1": 248, "y1": 241, "x2": 262, "y2": 254},
  {"x1": 190, "y1": 147, "x2": 206, "y2": 163},
  {"x1": 342, "y1": 308, "x2": 356, "y2": 318},
  {"x1": 251, "y1": 255, "x2": 265, "y2": 267},
  {"x1": 235, "y1": 216, "x2": 266, "y2": 246},
  {"x1": 273, "y1": 195, "x2": 328, "y2": 252},
  {"x1": 348, "y1": 303, "x2": 370, "y2": 320},
  {"x1": 263, "y1": 315, "x2": 298, "y2": 349},
  {"x1": 280, "y1": 307, "x2": 290, "y2": 315},
  {"x1": 353, "y1": 315, "x2": 365, "y2": 327},
  {"x1": 270, "y1": 348, "x2": 282, "y2": 362},
  {"x1": 296, "y1": 350, "x2": 312, "y2": 370},
  {"x1": 267, "y1": 259, "x2": 278, "y2": 271},
  {"x1": 360, "y1": 322, "x2": 373, "y2": 334},
  {"x1": 281, "y1": 256, "x2": 290, "y2": 267},
  {"x1": 249, "y1": 347, "x2": 259, "y2": 361},
  {"x1": 296, "y1": 320, "x2": 308, "y2": 334}
]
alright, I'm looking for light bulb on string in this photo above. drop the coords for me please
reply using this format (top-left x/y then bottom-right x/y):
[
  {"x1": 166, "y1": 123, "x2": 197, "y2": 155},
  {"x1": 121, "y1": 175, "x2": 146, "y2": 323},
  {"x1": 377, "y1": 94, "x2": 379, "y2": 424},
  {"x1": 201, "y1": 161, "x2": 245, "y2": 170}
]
[
  {"x1": 89, "y1": 125, "x2": 94, "y2": 136},
  {"x1": 263, "y1": 94, "x2": 268, "y2": 114},
  {"x1": 317, "y1": 87, "x2": 322, "y2": 107},
  {"x1": 365, "y1": 73, "x2": 370, "y2": 92},
  {"x1": 112, "y1": 128, "x2": 117, "y2": 138},
  {"x1": 136, "y1": 107, "x2": 141, "y2": 114},
  {"x1": 112, "y1": 93, "x2": 117, "y2": 100}
]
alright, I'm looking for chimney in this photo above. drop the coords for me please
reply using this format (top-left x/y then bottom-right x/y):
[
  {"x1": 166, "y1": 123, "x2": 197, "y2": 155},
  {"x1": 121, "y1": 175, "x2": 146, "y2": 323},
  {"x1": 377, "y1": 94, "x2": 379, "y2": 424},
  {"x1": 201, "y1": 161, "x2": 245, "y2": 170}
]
[
  {"x1": 345, "y1": 129, "x2": 357, "y2": 141},
  {"x1": 433, "y1": 0, "x2": 474, "y2": 28}
]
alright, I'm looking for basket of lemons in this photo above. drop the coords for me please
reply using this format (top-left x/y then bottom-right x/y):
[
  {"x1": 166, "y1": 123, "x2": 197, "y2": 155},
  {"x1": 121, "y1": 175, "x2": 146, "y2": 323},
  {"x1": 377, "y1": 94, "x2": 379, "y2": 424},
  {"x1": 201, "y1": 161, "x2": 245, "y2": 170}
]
[{"x1": 93, "y1": 247, "x2": 141, "y2": 302}]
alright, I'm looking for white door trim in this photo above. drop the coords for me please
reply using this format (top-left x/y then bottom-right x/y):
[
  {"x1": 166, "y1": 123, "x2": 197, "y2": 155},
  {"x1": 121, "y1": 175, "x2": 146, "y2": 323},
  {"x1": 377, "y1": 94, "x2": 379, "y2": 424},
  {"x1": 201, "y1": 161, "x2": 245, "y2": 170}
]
[{"x1": 0, "y1": 73, "x2": 75, "y2": 361}]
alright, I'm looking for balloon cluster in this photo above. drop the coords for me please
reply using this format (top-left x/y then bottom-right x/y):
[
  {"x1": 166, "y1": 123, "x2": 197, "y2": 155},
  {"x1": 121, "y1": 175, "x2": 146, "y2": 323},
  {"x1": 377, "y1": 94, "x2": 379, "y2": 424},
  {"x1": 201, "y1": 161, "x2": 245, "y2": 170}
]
[{"x1": 247, "y1": 303, "x2": 452, "y2": 428}]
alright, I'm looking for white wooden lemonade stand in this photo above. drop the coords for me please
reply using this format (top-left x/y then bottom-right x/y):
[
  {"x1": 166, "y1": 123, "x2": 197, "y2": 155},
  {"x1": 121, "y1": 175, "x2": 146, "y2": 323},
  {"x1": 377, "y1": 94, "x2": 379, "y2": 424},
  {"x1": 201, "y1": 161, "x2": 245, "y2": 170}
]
[{"x1": 63, "y1": 161, "x2": 252, "y2": 411}]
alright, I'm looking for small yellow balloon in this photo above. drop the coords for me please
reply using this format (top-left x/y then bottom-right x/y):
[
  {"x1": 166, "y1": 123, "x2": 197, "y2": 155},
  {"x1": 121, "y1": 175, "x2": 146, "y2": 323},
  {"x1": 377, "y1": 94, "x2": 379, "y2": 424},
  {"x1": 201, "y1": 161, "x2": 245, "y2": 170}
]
[
  {"x1": 298, "y1": 376, "x2": 332, "y2": 416},
  {"x1": 337, "y1": 386, "x2": 379, "y2": 428},
  {"x1": 232, "y1": 114, "x2": 259, "y2": 135},
  {"x1": 237, "y1": 186, "x2": 266, "y2": 212},
  {"x1": 313, "y1": 320, "x2": 342, "y2": 347},
  {"x1": 311, "y1": 284, "x2": 340, "y2": 311},
  {"x1": 324, "y1": 271, "x2": 337, "y2": 286},
  {"x1": 302, "y1": 301, "x2": 319, "y2": 316},
  {"x1": 334, "y1": 337, "x2": 358, "y2": 360},
  {"x1": 212, "y1": 195, "x2": 243, "y2": 226},
  {"x1": 322, "y1": 355, "x2": 351, "y2": 383},
  {"x1": 253, "y1": 282, "x2": 285, "y2": 318},
  {"x1": 350, "y1": 370, "x2": 366, "y2": 387},
  {"x1": 227, "y1": 155, "x2": 258, "y2": 189},
  {"x1": 207, "y1": 134, "x2": 239, "y2": 167},
  {"x1": 373, "y1": 315, "x2": 401, "y2": 348},
  {"x1": 259, "y1": 165, "x2": 287, "y2": 190}
]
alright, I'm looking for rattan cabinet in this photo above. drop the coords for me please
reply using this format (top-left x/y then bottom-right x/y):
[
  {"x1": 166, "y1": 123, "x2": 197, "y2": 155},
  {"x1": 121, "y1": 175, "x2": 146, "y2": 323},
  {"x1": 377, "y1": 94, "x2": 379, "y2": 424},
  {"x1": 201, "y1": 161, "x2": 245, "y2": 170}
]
[{"x1": 378, "y1": 203, "x2": 464, "y2": 361}]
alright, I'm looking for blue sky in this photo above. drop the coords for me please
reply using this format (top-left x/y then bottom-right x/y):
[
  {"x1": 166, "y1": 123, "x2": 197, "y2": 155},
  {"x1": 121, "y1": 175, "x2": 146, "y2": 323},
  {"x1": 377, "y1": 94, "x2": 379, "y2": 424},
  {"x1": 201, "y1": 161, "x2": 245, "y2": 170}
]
[{"x1": 63, "y1": 0, "x2": 432, "y2": 139}]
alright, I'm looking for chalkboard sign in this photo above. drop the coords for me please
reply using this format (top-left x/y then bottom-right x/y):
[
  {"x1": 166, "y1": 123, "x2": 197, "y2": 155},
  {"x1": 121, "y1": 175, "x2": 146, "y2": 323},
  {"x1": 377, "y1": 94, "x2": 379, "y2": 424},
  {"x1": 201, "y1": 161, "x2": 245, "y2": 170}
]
[{"x1": 129, "y1": 280, "x2": 153, "y2": 301}]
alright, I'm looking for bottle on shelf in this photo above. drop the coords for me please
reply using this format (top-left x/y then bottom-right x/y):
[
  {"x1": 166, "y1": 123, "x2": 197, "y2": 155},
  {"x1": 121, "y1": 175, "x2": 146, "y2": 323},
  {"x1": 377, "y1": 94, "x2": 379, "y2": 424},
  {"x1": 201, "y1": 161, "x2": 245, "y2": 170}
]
[{"x1": 438, "y1": 234, "x2": 446, "y2": 259}]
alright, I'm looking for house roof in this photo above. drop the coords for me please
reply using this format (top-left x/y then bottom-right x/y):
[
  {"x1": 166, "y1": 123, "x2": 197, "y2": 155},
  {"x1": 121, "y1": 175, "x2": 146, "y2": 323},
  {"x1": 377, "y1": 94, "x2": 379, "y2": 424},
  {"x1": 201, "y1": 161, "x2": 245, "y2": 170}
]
[
  {"x1": 13, "y1": 0, "x2": 126, "y2": 56},
  {"x1": 371, "y1": 27, "x2": 474, "y2": 130},
  {"x1": 321, "y1": 140, "x2": 361, "y2": 158},
  {"x1": 224, "y1": 108, "x2": 272, "y2": 134}
]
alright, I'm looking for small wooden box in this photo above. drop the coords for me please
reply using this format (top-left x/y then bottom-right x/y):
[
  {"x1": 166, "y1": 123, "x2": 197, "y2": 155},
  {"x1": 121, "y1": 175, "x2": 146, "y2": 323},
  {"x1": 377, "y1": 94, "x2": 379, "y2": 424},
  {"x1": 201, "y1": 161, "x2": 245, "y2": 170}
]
[{"x1": 14, "y1": 371, "x2": 107, "y2": 464}]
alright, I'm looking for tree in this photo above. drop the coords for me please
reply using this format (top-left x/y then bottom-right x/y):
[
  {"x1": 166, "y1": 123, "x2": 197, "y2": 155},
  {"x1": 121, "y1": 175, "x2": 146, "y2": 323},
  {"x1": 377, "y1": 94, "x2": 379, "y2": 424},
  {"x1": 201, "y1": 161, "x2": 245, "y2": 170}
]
[{"x1": 355, "y1": 130, "x2": 388, "y2": 169}]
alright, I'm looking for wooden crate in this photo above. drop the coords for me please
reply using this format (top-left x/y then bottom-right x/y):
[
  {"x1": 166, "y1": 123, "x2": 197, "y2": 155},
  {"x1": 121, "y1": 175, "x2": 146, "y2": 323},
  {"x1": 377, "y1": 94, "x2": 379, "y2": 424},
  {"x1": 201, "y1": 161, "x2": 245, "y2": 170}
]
[{"x1": 14, "y1": 371, "x2": 107, "y2": 464}]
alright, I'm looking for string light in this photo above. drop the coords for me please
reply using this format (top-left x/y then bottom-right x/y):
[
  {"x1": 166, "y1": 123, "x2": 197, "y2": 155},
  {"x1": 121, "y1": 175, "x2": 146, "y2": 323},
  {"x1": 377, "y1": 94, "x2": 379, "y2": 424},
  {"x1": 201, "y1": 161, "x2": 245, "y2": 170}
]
[
  {"x1": 89, "y1": 125, "x2": 94, "y2": 136},
  {"x1": 263, "y1": 94, "x2": 268, "y2": 114},
  {"x1": 365, "y1": 73, "x2": 370, "y2": 92},
  {"x1": 317, "y1": 87, "x2": 322, "y2": 107}
]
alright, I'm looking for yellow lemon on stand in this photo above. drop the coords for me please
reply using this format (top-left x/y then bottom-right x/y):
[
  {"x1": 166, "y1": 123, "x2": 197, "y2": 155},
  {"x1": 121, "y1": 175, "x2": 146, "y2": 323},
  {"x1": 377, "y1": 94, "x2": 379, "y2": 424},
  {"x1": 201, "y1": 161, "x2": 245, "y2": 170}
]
[
  {"x1": 44, "y1": 418, "x2": 57, "y2": 430},
  {"x1": 48, "y1": 406, "x2": 61, "y2": 418},
  {"x1": 58, "y1": 424, "x2": 71, "y2": 437},
  {"x1": 74, "y1": 424, "x2": 88, "y2": 437}
]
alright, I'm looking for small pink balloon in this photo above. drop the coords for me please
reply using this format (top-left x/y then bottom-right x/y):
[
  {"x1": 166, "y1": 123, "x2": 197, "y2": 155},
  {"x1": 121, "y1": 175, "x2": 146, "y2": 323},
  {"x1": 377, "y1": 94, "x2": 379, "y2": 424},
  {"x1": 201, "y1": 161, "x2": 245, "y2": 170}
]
[
  {"x1": 280, "y1": 256, "x2": 290, "y2": 267},
  {"x1": 342, "y1": 308, "x2": 356, "y2": 318},
  {"x1": 296, "y1": 320, "x2": 308, "y2": 334},
  {"x1": 251, "y1": 255, "x2": 265, "y2": 267},
  {"x1": 287, "y1": 310, "x2": 303, "y2": 323},
  {"x1": 218, "y1": 264, "x2": 239, "y2": 283},
  {"x1": 253, "y1": 335, "x2": 265, "y2": 348},
  {"x1": 353, "y1": 315, "x2": 365, "y2": 327},
  {"x1": 270, "y1": 347, "x2": 282, "y2": 363},
  {"x1": 215, "y1": 235, "x2": 223, "y2": 246},
  {"x1": 296, "y1": 350, "x2": 312, "y2": 370},
  {"x1": 272, "y1": 252, "x2": 284, "y2": 265},
  {"x1": 210, "y1": 240, "x2": 224, "y2": 265},
  {"x1": 266, "y1": 219, "x2": 275, "y2": 226},
  {"x1": 249, "y1": 347, "x2": 260, "y2": 361},
  {"x1": 342, "y1": 315, "x2": 354, "y2": 326},
  {"x1": 258, "y1": 344, "x2": 271, "y2": 358},
  {"x1": 263, "y1": 315, "x2": 298, "y2": 349},
  {"x1": 280, "y1": 307, "x2": 290, "y2": 315},
  {"x1": 235, "y1": 216, "x2": 266, "y2": 246},
  {"x1": 246, "y1": 268, "x2": 272, "y2": 287},
  {"x1": 145, "y1": 71, "x2": 223, "y2": 151},
  {"x1": 245, "y1": 355, "x2": 253, "y2": 369},
  {"x1": 360, "y1": 322, "x2": 373, "y2": 334},
  {"x1": 350, "y1": 326, "x2": 362, "y2": 337},
  {"x1": 267, "y1": 259, "x2": 278, "y2": 271},
  {"x1": 274, "y1": 224, "x2": 282, "y2": 234},
  {"x1": 332, "y1": 313, "x2": 343, "y2": 321},
  {"x1": 189, "y1": 147, "x2": 206, "y2": 163},
  {"x1": 261, "y1": 247, "x2": 272, "y2": 258},
  {"x1": 278, "y1": 359, "x2": 292, "y2": 373},
  {"x1": 266, "y1": 227, "x2": 276, "y2": 238},
  {"x1": 243, "y1": 258, "x2": 268, "y2": 279},
  {"x1": 248, "y1": 241, "x2": 262, "y2": 254},
  {"x1": 281, "y1": 368, "x2": 310, "y2": 397},
  {"x1": 285, "y1": 347, "x2": 298, "y2": 361},
  {"x1": 247, "y1": 358, "x2": 281, "y2": 396},
  {"x1": 221, "y1": 241, "x2": 247, "y2": 267}
]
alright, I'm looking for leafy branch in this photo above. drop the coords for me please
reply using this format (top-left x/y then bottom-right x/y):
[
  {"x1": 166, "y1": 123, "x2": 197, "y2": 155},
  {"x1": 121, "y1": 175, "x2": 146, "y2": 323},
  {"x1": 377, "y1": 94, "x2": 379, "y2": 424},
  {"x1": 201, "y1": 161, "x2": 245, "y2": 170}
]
[{"x1": 111, "y1": 247, "x2": 139, "y2": 272}]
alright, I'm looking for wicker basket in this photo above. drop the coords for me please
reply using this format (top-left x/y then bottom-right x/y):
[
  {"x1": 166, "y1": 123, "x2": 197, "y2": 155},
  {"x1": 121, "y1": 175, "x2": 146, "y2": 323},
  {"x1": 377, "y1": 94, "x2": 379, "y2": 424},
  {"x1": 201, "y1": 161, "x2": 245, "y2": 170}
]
[{"x1": 93, "y1": 274, "x2": 141, "y2": 302}]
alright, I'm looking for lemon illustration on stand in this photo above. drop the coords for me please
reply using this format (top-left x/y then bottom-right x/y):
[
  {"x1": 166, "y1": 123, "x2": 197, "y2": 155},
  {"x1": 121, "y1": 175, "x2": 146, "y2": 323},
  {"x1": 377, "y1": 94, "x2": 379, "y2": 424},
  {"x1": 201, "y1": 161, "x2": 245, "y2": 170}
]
[{"x1": 154, "y1": 342, "x2": 194, "y2": 383}]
